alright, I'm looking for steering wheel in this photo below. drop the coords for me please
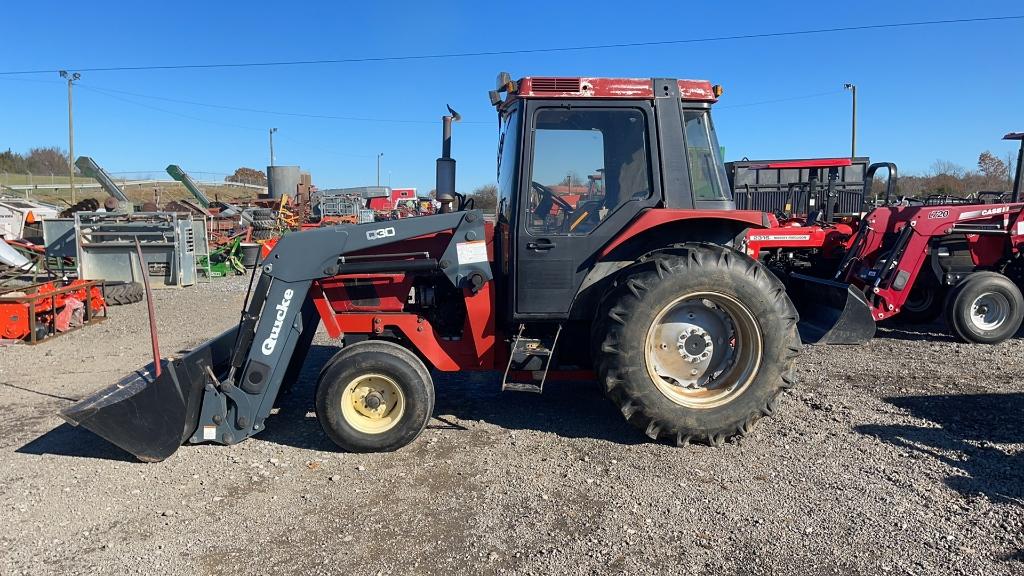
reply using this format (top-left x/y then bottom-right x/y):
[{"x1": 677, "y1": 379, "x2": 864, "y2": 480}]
[{"x1": 531, "y1": 181, "x2": 574, "y2": 213}]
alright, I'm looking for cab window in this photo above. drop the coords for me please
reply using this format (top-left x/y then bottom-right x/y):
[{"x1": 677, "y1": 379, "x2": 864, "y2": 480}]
[
  {"x1": 528, "y1": 108, "x2": 649, "y2": 235},
  {"x1": 683, "y1": 109, "x2": 730, "y2": 201}
]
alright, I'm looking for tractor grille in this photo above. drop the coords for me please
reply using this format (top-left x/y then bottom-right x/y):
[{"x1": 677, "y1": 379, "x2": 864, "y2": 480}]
[{"x1": 531, "y1": 77, "x2": 581, "y2": 93}]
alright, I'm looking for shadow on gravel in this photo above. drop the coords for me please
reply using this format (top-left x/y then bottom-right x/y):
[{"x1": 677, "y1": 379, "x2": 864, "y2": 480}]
[
  {"x1": 857, "y1": 393, "x2": 1024, "y2": 506},
  {"x1": 17, "y1": 423, "x2": 135, "y2": 462},
  {"x1": 258, "y1": 345, "x2": 642, "y2": 451},
  {"x1": 0, "y1": 382, "x2": 79, "y2": 402},
  {"x1": 431, "y1": 372, "x2": 643, "y2": 446}
]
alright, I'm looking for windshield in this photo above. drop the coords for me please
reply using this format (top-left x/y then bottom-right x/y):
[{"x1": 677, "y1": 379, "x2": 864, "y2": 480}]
[{"x1": 683, "y1": 109, "x2": 731, "y2": 201}]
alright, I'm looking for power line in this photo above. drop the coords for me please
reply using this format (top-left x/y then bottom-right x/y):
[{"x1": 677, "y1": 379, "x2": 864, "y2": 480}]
[
  {"x1": 77, "y1": 81, "x2": 847, "y2": 130},
  {"x1": 1, "y1": 15, "x2": 1020, "y2": 76},
  {"x1": 77, "y1": 85, "x2": 387, "y2": 160},
  {"x1": 76, "y1": 84, "x2": 264, "y2": 132},
  {"x1": 77, "y1": 83, "x2": 491, "y2": 125}
]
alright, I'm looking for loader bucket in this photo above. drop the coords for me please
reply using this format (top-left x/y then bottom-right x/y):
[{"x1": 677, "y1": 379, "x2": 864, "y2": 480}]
[
  {"x1": 59, "y1": 327, "x2": 236, "y2": 462},
  {"x1": 788, "y1": 273, "x2": 876, "y2": 345}
]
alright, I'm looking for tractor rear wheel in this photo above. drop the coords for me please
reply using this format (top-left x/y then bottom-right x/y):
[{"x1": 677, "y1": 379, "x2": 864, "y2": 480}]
[
  {"x1": 945, "y1": 272, "x2": 1024, "y2": 344},
  {"x1": 315, "y1": 340, "x2": 434, "y2": 452},
  {"x1": 596, "y1": 243, "x2": 799, "y2": 446}
]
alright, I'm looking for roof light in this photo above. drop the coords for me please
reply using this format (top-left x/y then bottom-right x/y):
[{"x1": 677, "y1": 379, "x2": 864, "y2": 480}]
[{"x1": 712, "y1": 84, "x2": 724, "y2": 98}]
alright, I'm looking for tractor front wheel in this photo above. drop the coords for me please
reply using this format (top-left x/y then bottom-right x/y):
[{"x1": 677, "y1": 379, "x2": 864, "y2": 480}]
[
  {"x1": 945, "y1": 272, "x2": 1024, "y2": 344},
  {"x1": 597, "y1": 243, "x2": 800, "y2": 446},
  {"x1": 315, "y1": 340, "x2": 434, "y2": 452}
]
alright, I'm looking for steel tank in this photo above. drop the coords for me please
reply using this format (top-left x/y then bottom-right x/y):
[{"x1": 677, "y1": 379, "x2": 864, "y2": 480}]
[{"x1": 267, "y1": 165, "x2": 301, "y2": 199}]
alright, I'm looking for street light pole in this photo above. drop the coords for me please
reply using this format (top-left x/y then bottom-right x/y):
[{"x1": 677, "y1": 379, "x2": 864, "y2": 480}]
[
  {"x1": 60, "y1": 70, "x2": 81, "y2": 203},
  {"x1": 377, "y1": 153, "x2": 384, "y2": 186},
  {"x1": 844, "y1": 83, "x2": 857, "y2": 158},
  {"x1": 269, "y1": 128, "x2": 278, "y2": 166}
]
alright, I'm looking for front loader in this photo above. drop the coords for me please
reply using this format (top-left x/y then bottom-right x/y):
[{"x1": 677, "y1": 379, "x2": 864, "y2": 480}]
[{"x1": 61, "y1": 74, "x2": 801, "y2": 460}]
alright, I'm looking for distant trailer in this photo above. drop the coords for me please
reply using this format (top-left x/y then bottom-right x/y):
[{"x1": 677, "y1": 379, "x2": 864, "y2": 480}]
[{"x1": 368, "y1": 187, "x2": 418, "y2": 212}]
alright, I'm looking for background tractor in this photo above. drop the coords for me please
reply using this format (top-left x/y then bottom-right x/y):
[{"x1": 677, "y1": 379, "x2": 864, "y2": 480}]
[{"x1": 745, "y1": 133, "x2": 1024, "y2": 345}]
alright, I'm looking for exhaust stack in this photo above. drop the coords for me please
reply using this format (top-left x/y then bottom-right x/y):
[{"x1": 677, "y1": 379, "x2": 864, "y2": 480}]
[{"x1": 436, "y1": 105, "x2": 460, "y2": 213}]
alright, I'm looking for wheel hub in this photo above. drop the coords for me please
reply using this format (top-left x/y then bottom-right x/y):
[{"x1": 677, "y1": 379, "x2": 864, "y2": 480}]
[
  {"x1": 678, "y1": 329, "x2": 713, "y2": 363},
  {"x1": 341, "y1": 374, "x2": 406, "y2": 434},
  {"x1": 970, "y1": 292, "x2": 1009, "y2": 331},
  {"x1": 363, "y1": 391, "x2": 383, "y2": 410}
]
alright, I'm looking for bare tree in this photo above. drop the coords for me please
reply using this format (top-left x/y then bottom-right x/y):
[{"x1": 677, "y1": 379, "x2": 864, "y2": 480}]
[
  {"x1": 977, "y1": 151, "x2": 1009, "y2": 190},
  {"x1": 557, "y1": 171, "x2": 585, "y2": 188},
  {"x1": 930, "y1": 160, "x2": 965, "y2": 178},
  {"x1": 26, "y1": 147, "x2": 70, "y2": 174},
  {"x1": 928, "y1": 160, "x2": 967, "y2": 195},
  {"x1": 470, "y1": 184, "x2": 498, "y2": 213}
]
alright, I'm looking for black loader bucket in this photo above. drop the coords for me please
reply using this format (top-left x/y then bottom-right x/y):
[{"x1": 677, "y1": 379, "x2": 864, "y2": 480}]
[
  {"x1": 788, "y1": 273, "x2": 876, "y2": 345},
  {"x1": 59, "y1": 327, "x2": 236, "y2": 462}
]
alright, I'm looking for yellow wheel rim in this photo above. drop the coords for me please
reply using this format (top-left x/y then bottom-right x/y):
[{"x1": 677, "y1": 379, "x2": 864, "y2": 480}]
[{"x1": 340, "y1": 374, "x2": 406, "y2": 434}]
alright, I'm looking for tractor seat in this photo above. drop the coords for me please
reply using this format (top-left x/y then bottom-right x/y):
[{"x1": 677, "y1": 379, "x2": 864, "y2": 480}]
[{"x1": 566, "y1": 200, "x2": 604, "y2": 233}]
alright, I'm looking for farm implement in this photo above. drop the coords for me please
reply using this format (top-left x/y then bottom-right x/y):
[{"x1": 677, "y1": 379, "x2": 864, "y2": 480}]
[{"x1": 1, "y1": 279, "x2": 106, "y2": 343}]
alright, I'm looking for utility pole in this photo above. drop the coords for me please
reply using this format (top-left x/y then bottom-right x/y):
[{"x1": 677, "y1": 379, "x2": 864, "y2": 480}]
[
  {"x1": 269, "y1": 128, "x2": 278, "y2": 166},
  {"x1": 60, "y1": 70, "x2": 81, "y2": 203},
  {"x1": 377, "y1": 152, "x2": 384, "y2": 186},
  {"x1": 843, "y1": 83, "x2": 857, "y2": 158}
]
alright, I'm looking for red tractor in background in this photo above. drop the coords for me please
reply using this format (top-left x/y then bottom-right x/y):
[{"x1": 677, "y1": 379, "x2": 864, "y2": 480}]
[{"x1": 745, "y1": 133, "x2": 1024, "y2": 345}]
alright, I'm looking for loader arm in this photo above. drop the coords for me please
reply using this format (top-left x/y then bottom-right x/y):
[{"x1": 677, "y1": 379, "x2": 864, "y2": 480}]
[{"x1": 60, "y1": 210, "x2": 492, "y2": 461}]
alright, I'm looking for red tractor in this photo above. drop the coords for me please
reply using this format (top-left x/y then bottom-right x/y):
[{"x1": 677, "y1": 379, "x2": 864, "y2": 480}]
[
  {"x1": 746, "y1": 133, "x2": 1024, "y2": 345},
  {"x1": 61, "y1": 74, "x2": 804, "y2": 461}
]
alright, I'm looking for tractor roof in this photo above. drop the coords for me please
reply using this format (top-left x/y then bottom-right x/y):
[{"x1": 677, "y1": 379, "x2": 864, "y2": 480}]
[{"x1": 500, "y1": 76, "x2": 720, "y2": 107}]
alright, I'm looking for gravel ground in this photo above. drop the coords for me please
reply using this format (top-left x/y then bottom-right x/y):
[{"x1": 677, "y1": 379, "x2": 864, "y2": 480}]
[{"x1": 0, "y1": 277, "x2": 1021, "y2": 576}]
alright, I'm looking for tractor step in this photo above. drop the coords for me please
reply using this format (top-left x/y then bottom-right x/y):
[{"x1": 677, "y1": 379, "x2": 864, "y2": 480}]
[
  {"x1": 501, "y1": 324, "x2": 562, "y2": 393},
  {"x1": 502, "y1": 380, "x2": 545, "y2": 393}
]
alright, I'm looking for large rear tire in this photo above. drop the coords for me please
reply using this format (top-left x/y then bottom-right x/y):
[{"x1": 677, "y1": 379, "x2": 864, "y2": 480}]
[
  {"x1": 315, "y1": 340, "x2": 434, "y2": 452},
  {"x1": 944, "y1": 272, "x2": 1024, "y2": 344},
  {"x1": 596, "y1": 243, "x2": 800, "y2": 446}
]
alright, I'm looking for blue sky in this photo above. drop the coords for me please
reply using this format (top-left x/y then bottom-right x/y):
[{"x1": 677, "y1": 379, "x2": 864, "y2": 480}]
[{"x1": 1, "y1": 1, "x2": 1021, "y2": 192}]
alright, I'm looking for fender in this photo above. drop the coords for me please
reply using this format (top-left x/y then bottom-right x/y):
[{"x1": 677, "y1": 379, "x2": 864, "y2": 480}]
[
  {"x1": 598, "y1": 209, "x2": 773, "y2": 259},
  {"x1": 569, "y1": 209, "x2": 774, "y2": 319}
]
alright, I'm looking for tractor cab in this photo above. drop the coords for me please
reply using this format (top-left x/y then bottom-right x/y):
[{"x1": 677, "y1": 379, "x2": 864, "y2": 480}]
[{"x1": 488, "y1": 74, "x2": 736, "y2": 320}]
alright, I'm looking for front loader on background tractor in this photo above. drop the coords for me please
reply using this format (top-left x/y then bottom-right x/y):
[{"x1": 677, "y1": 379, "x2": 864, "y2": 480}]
[
  {"x1": 746, "y1": 133, "x2": 1024, "y2": 345},
  {"x1": 61, "y1": 74, "x2": 801, "y2": 461}
]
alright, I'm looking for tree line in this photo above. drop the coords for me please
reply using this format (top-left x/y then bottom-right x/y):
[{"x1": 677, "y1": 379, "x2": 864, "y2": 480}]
[
  {"x1": 884, "y1": 151, "x2": 1017, "y2": 198},
  {"x1": 0, "y1": 147, "x2": 72, "y2": 175}
]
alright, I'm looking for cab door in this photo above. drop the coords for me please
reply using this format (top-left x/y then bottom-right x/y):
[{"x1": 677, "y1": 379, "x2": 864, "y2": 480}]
[{"x1": 512, "y1": 101, "x2": 660, "y2": 319}]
